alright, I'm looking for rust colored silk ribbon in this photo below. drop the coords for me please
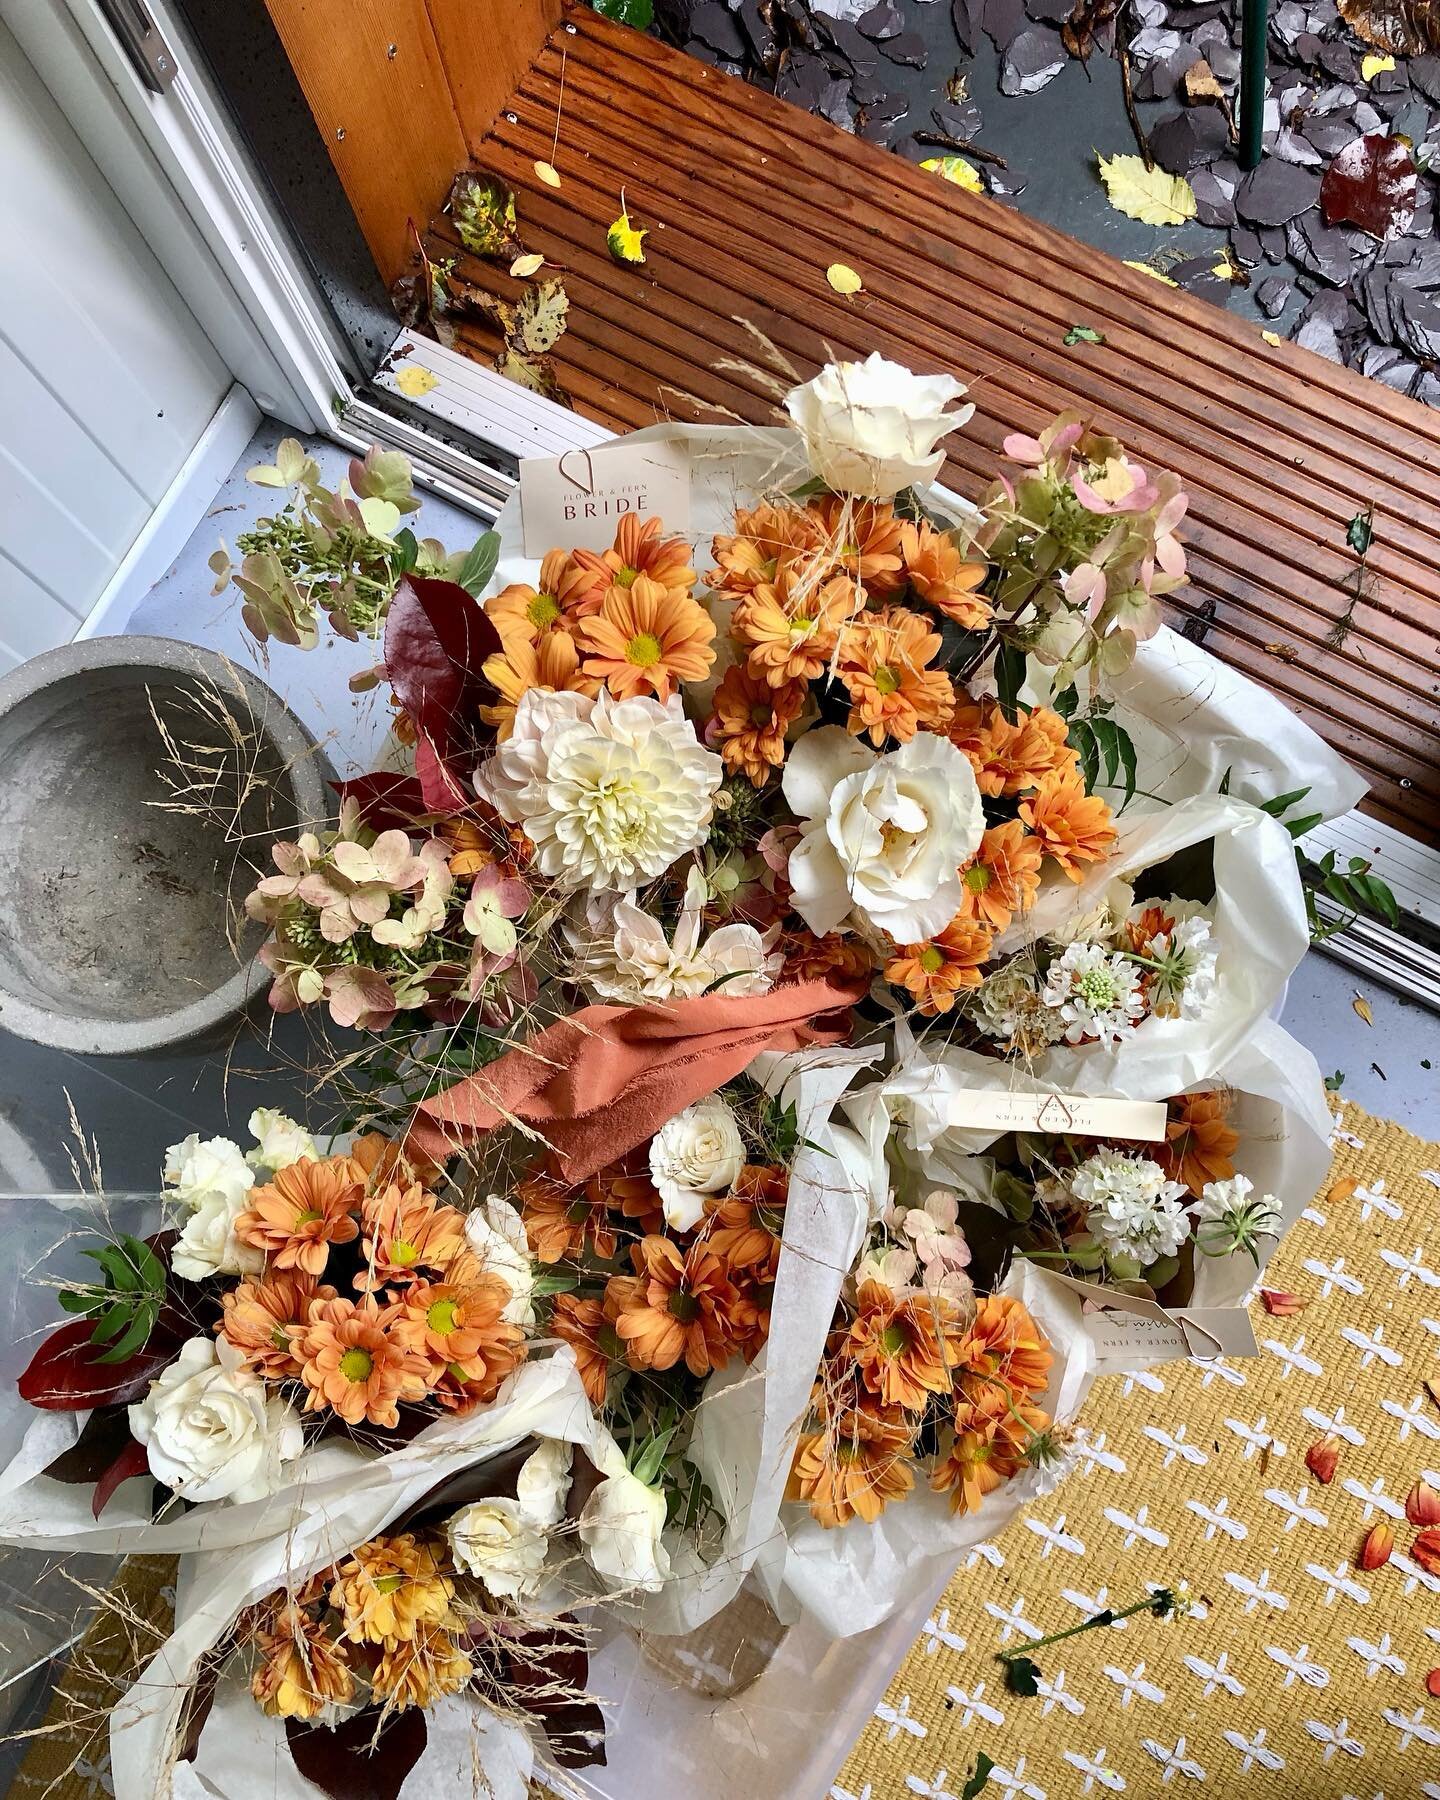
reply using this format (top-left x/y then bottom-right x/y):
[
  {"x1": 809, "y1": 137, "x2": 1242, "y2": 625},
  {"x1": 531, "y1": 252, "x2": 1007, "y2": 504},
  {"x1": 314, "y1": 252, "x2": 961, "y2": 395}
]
[{"x1": 405, "y1": 976, "x2": 865, "y2": 1184}]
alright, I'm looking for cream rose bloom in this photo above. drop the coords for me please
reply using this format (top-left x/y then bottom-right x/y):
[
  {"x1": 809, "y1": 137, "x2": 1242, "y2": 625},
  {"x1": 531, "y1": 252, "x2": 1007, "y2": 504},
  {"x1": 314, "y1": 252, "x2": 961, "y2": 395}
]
[
  {"x1": 128, "y1": 1337, "x2": 302, "y2": 1503},
  {"x1": 245, "y1": 1107, "x2": 318, "y2": 1174},
  {"x1": 648, "y1": 1097, "x2": 745, "y2": 1231},
  {"x1": 162, "y1": 1134, "x2": 254, "y2": 1212},
  {"x1": 781, "y1": 726, "x2": 984, "y2": 941},
  {"x1": 447, "y1": 1496, "x2": 549, "y2": 1598},
  {"x1": 579, "y1": 1450, "x2": 671, "y2": 1593},
  {"x1": 783, "y1": 354, "x2": 974, "y2": 499},
  {"x1": 476, "y1": 688, "x2": 722, "y2": 893},
  {"x1": 170, "y1": 1188, "x2": 265, "y2": 1282},
  {"x1": 465, "y1": 1198, "x2": 536, "y2": 1327}
]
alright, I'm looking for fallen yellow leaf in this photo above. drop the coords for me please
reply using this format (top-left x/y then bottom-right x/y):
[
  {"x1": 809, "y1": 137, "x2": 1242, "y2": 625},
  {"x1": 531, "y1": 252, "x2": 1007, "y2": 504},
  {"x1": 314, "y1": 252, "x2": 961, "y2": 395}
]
[
  {"x1": 1352, "y1": 992, "x2": 1374, "y2": 1025},
  {"x1": 1362, "y1": 53, "x2": 1395, "y2": 78},
  {"x1": 1262, "y1": 329, "x2": 1283, "y2": 346},
  {"x1": 607, "y1": 206, "x2": 647, "y2": 266},
  {"x1": 395, "y1": 364, "x2": 438, "y2": 399},
  {"x1": 1098, "y1": 152, "x2": 1197, "y2": 226},
  {"x1": 920, "y1": 154, "x2": 983, "y2": 193},
  {"x1": 509, "y1": 252, "x2": 546, "y2": 278},
  {"x1": 1123, "y1": 258, "x2": 1178, "y2": 287},
  {"x1": 534, "y1": 160, "x2": 562, "y2": 188},
  {"x1": 827, "y1": 261, "x2": 864, "y2": 295}
]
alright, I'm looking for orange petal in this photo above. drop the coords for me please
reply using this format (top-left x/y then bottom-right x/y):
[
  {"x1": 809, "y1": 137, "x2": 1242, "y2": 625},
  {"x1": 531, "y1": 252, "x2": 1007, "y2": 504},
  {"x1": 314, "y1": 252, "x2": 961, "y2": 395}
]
[
  {"x1": 1358, "y1": 1522, "x2": 1394, "y2": 1571},
  {"x1": 1259, "y1": 1288, "x2": 1310, "y2": 1316},
  {"x1": 1413, "y1": 1527, "x2": 1440, "y2": 1576},
  {"x1": 1406, "y1": 1479, "x2": 1440, "y2": 1527},
  {"x1": 1427, "y1": 1668, "x2": 1440, "y2": 1699},
  {"x1": 1304, "y1": 1435, "x2": 1341, "y2": 1485},
  {"x1": 1326, "y1": 1177, "x2": 1357, "y2": 1205}
]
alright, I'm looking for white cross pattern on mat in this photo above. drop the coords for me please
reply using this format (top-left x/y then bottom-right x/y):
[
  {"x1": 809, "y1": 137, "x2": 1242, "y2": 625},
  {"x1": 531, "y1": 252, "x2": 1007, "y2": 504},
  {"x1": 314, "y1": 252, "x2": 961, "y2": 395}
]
[
  {"x1": 1061, "y1": 1747, "x2": 1127, "y2": 1793},
  {"x1": 1223, "y1": 1726, "x2": 1285, "y2": 1773},
  {"x1": 1103, "y1": 1661, "x2": 1165, "y2": 1707},
  {"x1": 1188, "y1": 1495, "x2": 1249, "y2": 1541},
  {"x1": 1139, "y1": 1737, "x2": 1206, "y2": 1783},
  {"x1": 1266, "y1": 1642, "x2": 1332, "y2": 1688},
  {"x1": 1182, "y1": 1650, "x2": 1245, "y2": 1698},
  {"x1": 1304, "y1": 1716, "x2": 1365, "y2": 1761}
]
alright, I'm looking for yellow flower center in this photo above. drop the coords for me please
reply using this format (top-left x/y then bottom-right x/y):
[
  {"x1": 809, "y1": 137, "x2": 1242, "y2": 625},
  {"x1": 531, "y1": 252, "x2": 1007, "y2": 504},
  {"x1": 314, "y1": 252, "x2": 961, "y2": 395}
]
[
  {"x1": 270, "y1": 1325, "x2": 291, "y2": 1350},
  {"x1": 872, "y1": 664, "x2": 900, "y2": 696},
  {"x1": 625, "y1": 631, "x2": 663, "y2": 668},
  {"x1": 339, "y1": 1348, "x2": 374, "y2": 1383},
  {"x1": 527, "y1": 591, "x2": 561, "y2": 629},
  {"x1": 964, "y1": 863, "x2": 993, "y2": 893},
  {"x1": 390, "y1": 1239, "x2": 419, "y2": 1266},
  {"x1": 294, "y1": 1209, "x2": 323, "y2": 1226},
  {"x1": 426, "y1": 1299, "x2": 459, "y2": 1335},
  {"x1": 879, "y1": 1323, "x2": 910, "y2": 1357},
  {"x1": 615, "y1": 564, "x2": 639, "y2": 588},
  {"x1": 919, "y1": 946, "x2": 946, "y2": 974},
  {"x1": 789, "y1": 614, "x2": 816, "y2": 639},
  {"x1": 373, "y1": 1573, "x2": 406, "y2": 1595}
]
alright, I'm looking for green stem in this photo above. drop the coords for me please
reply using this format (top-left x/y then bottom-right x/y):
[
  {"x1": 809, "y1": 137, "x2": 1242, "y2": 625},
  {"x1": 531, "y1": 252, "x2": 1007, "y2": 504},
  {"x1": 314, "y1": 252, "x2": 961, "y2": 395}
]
[{"x1": 998, "y1": 1594, "x2": 1161, "y2": 1659}]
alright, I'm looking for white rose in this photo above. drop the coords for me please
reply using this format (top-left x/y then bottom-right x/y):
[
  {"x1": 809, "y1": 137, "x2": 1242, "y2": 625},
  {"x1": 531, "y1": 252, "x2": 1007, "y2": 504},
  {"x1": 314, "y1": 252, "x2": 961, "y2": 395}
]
[
  {"x1": 516, "y1": 1436, "x2": 573, "y2": 1528},
  {"x1": 447, "y1": 1496, "x2": 549, "y2": 1599},
  {"x1": 128, "y1": 1337, "x2": 302, "y2": 1504},
  {"x1": 245, "y1": 1107, "x2": 318, "y2": 1174},
  {"x1": 648, "y1": 1098, "x2": 745, "y2": 1231},
  {"x1": 579, "y1": 1460, "x2": 672, "y2": 1593},
  {"x1": 783, "y1": 353, "x2": 974, "y2": 499},
  {"x1": 170, "y1": 1189, "x2": 265, "y2": 1282},
  {"x1": 162, "y1": 1134, "x2": 254, "y2": 1213},
  {"x1": 465, "y1": 1198, "x2": 536, "y2": 1327},
  {"x1": 781, "y1": 727, "x2": 985, "y2": 941}
]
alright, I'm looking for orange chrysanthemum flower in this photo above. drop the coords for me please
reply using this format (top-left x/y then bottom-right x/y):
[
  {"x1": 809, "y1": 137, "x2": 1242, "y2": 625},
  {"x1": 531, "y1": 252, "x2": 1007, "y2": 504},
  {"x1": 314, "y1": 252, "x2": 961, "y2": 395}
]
[
  {"x1": 357, "y1": 1182, "x2": 466, "y2": 1291},
  {"x1": 702, "y1": 1163, "x2": 787, "y2": 1269},
  {"x1": 709, "y1": 501, "x2": 828, "y2": 596},
  {"x1": 710, "y1": 664, "x2": 807, "y2": 786},
  {"x1": 574, "y1": 513, "x2": 696, "y2": 606},
  {"x1": 732, "y1": 565, "x2": 862, "y2": 688},
  {"x1": 954, "y1": 1293, "x2": 1053, "y2": 1416},
  {"x1": 837, "y1": 606, "x2": 956, "y2": 746},
  {"x1": 485, "y1": 549, "x2": 607, "y2": 645},
  {"x1": 350, "y1": 1131, "x2": 444, "y2": 1194},
  {"x1": 480, "y1": 626, "x2": 599, "y2": 738},
  {"x1": 787, "y1": 1402, "x2": 917, "y2": 1527},
  {"x1": 396, "y1": 1274, "x2": 523, "y2": 1397},
  {"x1": 950, "y1": 701, "x2": 1079, "y2": 798},
  {"x1": 575, "y1": 571, "x2": 716, "y2": 703},
  {"x1": 551, "y1": 1293, "x2": 619, "y2": 1407},
  {"x1": 885, "y1": 916, "x2": 994, "y2": 1015},
  {"x1": 330, "y1": 1533, "x2": 456, "y2": 1647},
  {"x1": 235, "y1": 1156, "x2": 363, "y2": 1277},
  {"x1": 588, "y1": 1156, "x2": 667, "y2": 1235},
  {"x1": 608, "y1": 1236, "x2": 740, "y2": 1379},
  {"x1": 807, "y1": 494, "x2": 907, "y2": 598},
  {"x1": 1158, "y1": 1090, "x2": 1239, "y2": 1197},
  {"x1": 777, "y1": 927, "x2": 877, "y2": 986},
  {"x1": 372, "y1": 1624, "x2": 474, "y2": 1711},
  {"x1": 955, "y1": 819, "x2": 1044, "y2": 932},
  {"x1": 899, "y1": 520, "x2": 991, "y2": 627},
  {"x1": 931, "y1": 1402, "x2": 1048, "y2": 1515},
  {"x1": 250, "y1": 1604, "x2": 354, "y2": 1719},
  {"x1": 218, "y1": 1271, "x2": 335, "y2": 1381},
  {"x1": 845, "y1": 1280, "x2": 968, "y2": 1412},
  {"x1": 519, "y1": 1161, "x2": 618, "y2": 1264},
  {"x1": 1019, "y1": 768, "x2": 1117, "y2": 881},
  {"x1": 296, "y1": 1295, "x2": 430, "y2": 1427}
]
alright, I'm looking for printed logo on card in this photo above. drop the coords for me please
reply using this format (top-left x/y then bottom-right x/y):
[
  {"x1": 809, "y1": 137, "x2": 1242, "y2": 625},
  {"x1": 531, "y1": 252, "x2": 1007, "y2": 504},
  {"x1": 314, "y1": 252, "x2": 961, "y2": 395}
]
[{"x1": 519, "y1": 440, "x2": 692, "y2": 557}]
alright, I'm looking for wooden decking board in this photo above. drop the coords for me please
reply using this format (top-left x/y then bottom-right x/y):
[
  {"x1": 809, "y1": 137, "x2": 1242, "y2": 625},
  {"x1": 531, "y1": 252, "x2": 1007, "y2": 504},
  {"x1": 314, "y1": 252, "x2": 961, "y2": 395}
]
[{"x1": 429, "y1": 1, "x2": 1440, "y2": 842}]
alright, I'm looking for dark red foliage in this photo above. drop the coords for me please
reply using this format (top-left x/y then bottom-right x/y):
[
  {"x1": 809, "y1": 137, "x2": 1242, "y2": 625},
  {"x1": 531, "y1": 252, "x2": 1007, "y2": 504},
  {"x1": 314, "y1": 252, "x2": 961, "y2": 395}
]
[
  {"x1": 285, "y1": 1708, "x2": 428, "y2": 1800},
  {"x1": 332, "y1": 771, "x2": 430, "y2": 833},
  {"x1": 1320, "y1": 132, "x2": 1417, "y2": 241},
  {"x1": 92, "y1": 1438, "x2": 151, "y2": 1519},
  {"x1": 382, "y1": 576, "x2": 501, "y2": 812},
  {"x1": 18, "y1": 1307, "x2": 189, "y2": 1412}
]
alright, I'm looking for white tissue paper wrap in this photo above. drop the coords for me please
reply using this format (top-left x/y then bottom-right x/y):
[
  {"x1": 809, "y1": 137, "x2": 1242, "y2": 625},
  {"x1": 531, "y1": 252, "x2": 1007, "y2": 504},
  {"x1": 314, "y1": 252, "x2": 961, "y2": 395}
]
[
  {"x1": 109, "y1": 1353, "x2": 608, "y2": 1800},
  {"x1": 635, "y1": 1042, "x2": 882, "y2": 1634},
  {"x1": 779, "y1": 1261, "x2": 1094, "y2": 1638}
]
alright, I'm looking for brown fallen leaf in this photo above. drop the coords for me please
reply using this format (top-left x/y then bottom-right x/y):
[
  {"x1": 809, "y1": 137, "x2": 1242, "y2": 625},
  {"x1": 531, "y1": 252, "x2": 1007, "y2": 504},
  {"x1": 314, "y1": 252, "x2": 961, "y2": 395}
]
[
  {"x1": 1353, "y1": 992, "x2": 1375, "y2": 1026},
  {"x1": 1182, "y1": 59, "x2": 1226, "y2": 103},
  {"x1": 1265, "y1": 641, "x2": 1301, "y2": 662},
  {"x1": 1305, "y1": 1435, "x2": 1341, "y2": 1485},
  {"x1": 1358, "y1": 1521, "x2": 1394, "y2": 1570},
  {"x1": 1259, "y1": 1288, "x2": 1310, "y2": 1316}
]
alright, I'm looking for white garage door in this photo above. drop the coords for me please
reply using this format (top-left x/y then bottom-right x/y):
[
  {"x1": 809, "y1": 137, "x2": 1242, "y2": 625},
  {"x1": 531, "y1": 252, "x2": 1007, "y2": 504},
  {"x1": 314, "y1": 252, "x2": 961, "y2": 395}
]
[{"x1": 0, "y1": 16, "x2": 229, "y2": 674}]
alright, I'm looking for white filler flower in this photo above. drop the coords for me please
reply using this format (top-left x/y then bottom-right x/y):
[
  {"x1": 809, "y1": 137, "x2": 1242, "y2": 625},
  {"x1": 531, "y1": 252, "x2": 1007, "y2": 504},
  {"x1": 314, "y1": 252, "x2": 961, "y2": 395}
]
[
  {"x1": 784, "y1": 353, "x2": 974, "y2": 499},
  {"x1": 1042, "y1": 941, "x2": 1147, "y2": 1045},
  {"x1": 477, "y1": 688, "x2": 722, "y2": 893},
  {"x1": 1071, "y1": 1150, "x2": 1191, "y2": 1270}
]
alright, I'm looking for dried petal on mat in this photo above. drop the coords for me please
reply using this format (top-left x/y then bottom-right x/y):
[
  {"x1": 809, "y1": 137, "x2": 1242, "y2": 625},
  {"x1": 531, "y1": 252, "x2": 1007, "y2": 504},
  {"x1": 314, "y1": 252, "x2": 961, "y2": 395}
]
[
  {"x1": 1259, "y1": 1287, "x2": 1309, "y2": 1315},
  {"x1": 1428, "y1": 1669, "x2": 1440, "y2": 1698},
  {"x1": 1357, "y1": 1521, "x2": 1394, "y2": 1570},
  {"x1": 1320, "y1": 133, "x2": 1418, "y2": 240},
  {"x1": 1097, "y1": 152, "x2": 1198, "y2": 224},
  {"x1": 1412, "y1": 1526, "x2": 1440, "y2": 1575},
  {"x1": 1405, "y1": 1479, "x2": 1440, "y2": 1525},
  {"x1": 1305, "y1": 1435, "x2": 1341, "y2": 1484}
]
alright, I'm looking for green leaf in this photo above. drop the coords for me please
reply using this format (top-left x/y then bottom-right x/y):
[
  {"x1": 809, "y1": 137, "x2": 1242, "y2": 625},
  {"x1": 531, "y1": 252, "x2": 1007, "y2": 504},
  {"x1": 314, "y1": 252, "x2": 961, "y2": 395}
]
[
  {"x1": 1113, "y1": 722, "x2": 1138, "y2": 809},
  {"x1": 57, "y1": 1290, "x2": 97, "y2": 1315},
  {"x1": 961, "y1": 1753, "x2": 996, "y2": 1800},
  {"x1": 994, "y1": 641, "x2": 1027, "y2": 720},
  {"x1": 1001, "y1": 1654, "x2": 1042, "y2": 1697},
  {"x1": 392, "y1": 527, "x2": 420, "y2": 574},
  {"x1": 1050, "y1": 682, "x2": 1078, "y2": 720},
  {"x1": 90, "y1": 1301, "x2": 132, "y2": 1346},
  {"x1": 593, "y1": 0, "x2": 654, "y2": 22},
  {"x1": 450, "y1": 171, "x2": 522, "y2": 261},
  {"x1": 1283, "y1": 810, "x2": 1325, "y2": 839},
  {"x1": 1090, "y1": 715, "x2": 1121, "y2": 785},
  {"x1": 1351, "y1": 871, "x2": 1400, "y2": 928},
  {"x1": 1345, "y1": 509, "x2": 1374, "y2": 555},
  {"x1": 94, "y1": 1304, "x2": 158, "y2": 1365},
  {"x1": 1259, "y1": 785, "x2": 1312, "y2": 817},
  {"x1": 1063, "y1": 324, "x2": 1106, "y2": 346},
  {"x1": 456, "y1": 530, "x2": 501, "y2": 599},
  {"x1": 632, "y1": 1426, "x2": 676, "y2": 1487}
]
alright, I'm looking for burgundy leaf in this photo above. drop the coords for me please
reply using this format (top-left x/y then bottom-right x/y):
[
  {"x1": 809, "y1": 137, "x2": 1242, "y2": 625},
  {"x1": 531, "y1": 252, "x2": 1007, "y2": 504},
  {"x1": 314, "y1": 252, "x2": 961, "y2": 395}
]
[
  {"x1": 414, "y1": 734, "x2": 470, "y2": 815},
  {"x1": 41, "y1": 1405, "x2": 135, "y2": 1484},
  {"x1": 1320, "y1": 132, "x2": 1417, "y2": 240},
  {"x1": 19, "y1": 1308, "x2": 188, "y2": 1412},
  {"x1": 332, "y1": 772, "x2": 429, "y2": 833},
  {"x1": 179, "y1": 1659, "x2": 223, "y2": 1764},
  {"x1": 384, "y1": 576, "x2": 499, "y2": 813},
  {"x1": 285, "y1": 1709, "x2": 428, "y2": 1800},
  {"x1": 92, "y1": 1437, "x2": 150, "y2": 1519}
]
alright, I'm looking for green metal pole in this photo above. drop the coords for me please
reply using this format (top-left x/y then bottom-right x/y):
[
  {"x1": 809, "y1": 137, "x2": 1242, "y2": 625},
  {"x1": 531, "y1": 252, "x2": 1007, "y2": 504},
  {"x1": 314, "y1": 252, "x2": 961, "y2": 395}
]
[{"x1": 1239, "y1": 0, "x2": 1269, "y2": 170}]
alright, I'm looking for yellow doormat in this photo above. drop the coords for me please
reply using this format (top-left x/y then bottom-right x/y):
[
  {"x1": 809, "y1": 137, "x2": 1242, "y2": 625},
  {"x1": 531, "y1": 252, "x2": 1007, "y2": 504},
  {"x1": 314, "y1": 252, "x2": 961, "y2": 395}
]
[{"x1": 835, "y1": 1101, "x2": 1440, "y2": 1800}]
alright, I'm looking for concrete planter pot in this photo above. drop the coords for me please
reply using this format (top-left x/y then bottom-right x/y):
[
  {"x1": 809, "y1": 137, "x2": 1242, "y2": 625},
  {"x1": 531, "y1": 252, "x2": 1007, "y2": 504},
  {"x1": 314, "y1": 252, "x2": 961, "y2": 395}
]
[{"x1": 0, "y1": 636, "x2": 331, "y2": 1055}]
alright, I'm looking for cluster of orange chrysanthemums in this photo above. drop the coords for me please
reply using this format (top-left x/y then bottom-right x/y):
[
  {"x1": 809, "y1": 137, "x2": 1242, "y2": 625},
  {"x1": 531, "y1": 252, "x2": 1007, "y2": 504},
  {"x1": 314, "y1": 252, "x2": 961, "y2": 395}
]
[
  {"x1": 221, "y1": 1138, "x2": 523, "y2": 1427},
  {"x1": 480, "y1": 515, "x2": 713, "y2": 732},
  {"x1": 787, "y1": 1290, "x2": 1053, "y2": 1528},
  {"x1": 243, "y1": 1530, "x2": 473, "y2": 1720},
  {"x1": 529, "y1": 1156, "x2": 787, "y2": 1406}
]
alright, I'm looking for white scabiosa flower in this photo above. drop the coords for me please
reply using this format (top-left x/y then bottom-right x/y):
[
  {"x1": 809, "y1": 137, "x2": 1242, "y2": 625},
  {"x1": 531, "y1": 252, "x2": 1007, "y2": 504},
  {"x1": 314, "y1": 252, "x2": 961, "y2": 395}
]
[
  {"x1": 476, "y1": 688, "x2": 722, "y2": 893},
  {"x1": 1071, "y1": 1150, "x2": 1191, "y2": 1270},
  {"x1": 1192, "y1": 1172, "x2": 1282, "y2": 1263},
  {"x1": 1041, "y1": 940, "x2": 1147, "y2": 1045},
  {"x1": 1126, "y1": 901, "x2": 1218, "y2": 1020}
]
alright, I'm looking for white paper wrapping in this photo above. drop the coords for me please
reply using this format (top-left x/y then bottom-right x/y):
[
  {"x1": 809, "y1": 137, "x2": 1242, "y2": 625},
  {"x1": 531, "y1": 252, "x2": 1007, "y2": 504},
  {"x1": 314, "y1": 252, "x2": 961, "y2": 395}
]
[{"x1": 109, "y1": 1353, "x2": 608, "y2": 1800}]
